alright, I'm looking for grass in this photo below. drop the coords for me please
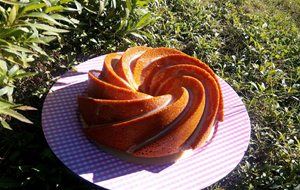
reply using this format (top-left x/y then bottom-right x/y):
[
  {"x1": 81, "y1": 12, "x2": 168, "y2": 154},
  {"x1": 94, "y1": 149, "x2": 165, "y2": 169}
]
[
  {"x1": 241, "y1": 0, "x2": 300, "y2": 26},
  {"x1": 144, "y1": 1, "x2": 300, "y2": 188},
  {"x1": 1, "y1": 0, "x2": 299, "y2": 189}
]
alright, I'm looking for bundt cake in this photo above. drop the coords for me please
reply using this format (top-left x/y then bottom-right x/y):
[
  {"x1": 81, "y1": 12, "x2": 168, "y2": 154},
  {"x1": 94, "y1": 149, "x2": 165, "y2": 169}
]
[{"x1": 78, "y1": 46, "x2": 224, "y2": 163}]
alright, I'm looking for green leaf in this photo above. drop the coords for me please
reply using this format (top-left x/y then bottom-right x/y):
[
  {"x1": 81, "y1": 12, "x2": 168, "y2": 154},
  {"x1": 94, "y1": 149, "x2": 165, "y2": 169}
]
[
  {"x1": 74, "y1": 0, "x2": 82, "y2": 14},
  {"x1": 23, "y1": 12, "x2": 62, "y2": 26},
  {"x1": 0, "y1": 39, "x2": 10, "y2": 45},
  {"x1": 8, "y1": 5, "x2": 18, "y2": 25},
  {"x1": 111, "y1": 0, "x2": 116, "y2": 9},
  {"x1": 0, "y1": 0, "x2": 27, "y2": 5},
  {"x1": 29, "y1": 43, "x2": 48, "y2": 56},
  {"x1": 42, "y1": 31, "x2": 60, "y2": 37},
  {"x1": 45, "y1": 5, "x2": 64, "y2": 13},
  {"x1": 3, "y1": 57, "x2": 23, "y2": 66},
  {"x1": 249, "y1": 81, "x2": 259, "y2": 91},
  {"x1": 21, "y1": 2, "x2": 46, "y2": 13},
  {"x1": 135, "y1": 12, "x2": 152, "y2": 29},
  {"x1": 139, "y1": 30, "x2": 154, "y2": 41},
  {"x1": 1, "y1": 44, "x2": 33, "y2": 53},
  {"x1": 126, "y1": 0, "x2": 132, "y2": 12},
  {"x1": 99, "y1": 0, "x2": 105, "y2": 15},
  {"x1": 8, "y1": 65, "x2": 19, "y2": 76},
  {"x1": 278, "y1": 131, "x2": 285, "y2": 142},
  {"x1": 17, "y1": 27, "x2": 30, "y2": 33},
  {"x1": 0, "y1": 60, "x2": 7, "y2": 73},
  {"x1": 116, "y1": 18, "x2": 127, "y2": 33},
  {"x1": 50, "y1": 14, "x2": 74, "y2": 25},
  {"x1": 69, "y1": 18, "x2": 79, "y2": 25},
  {"x1": 136, "y1": 0, "x2": 148, "y2": 7},
  {"x1": 63, "y1": 7, "x2": 81, "y2": 12},
  {"x1": 1, "y1": 120, "x2": 12, "y2": 130},
  {"x1": 0, "y1": 86, "x2": 10, "y2": 96},
  {"x1": 0, "y1": 28, "x2": 24, "y2": 38},
  {"x1": 27, "y1": 24, "x2": 39, "y2": 38},
  {"x1": 257, "y1": 82, "x2": 266, "y2": 92},
  {"x1": 5, "y1": 86, "x2": 13, "y2": 100},
  {"x1": 29, "y1": 36, "x2": 57, "y2": 44},
  {"x1": 0, "y1": 108, "x2": 33, "y2": 124},
  {"x1": 13, "y1": 71, "x2": 36, "y2": 79},
  {"x1": 0, "y1": 99, "x2": 14, "y2": 109},
  {"x1": 60, "y1": 0, "x2": 73, "y2": 3},
  {"x1": 2, "y1": 48, "x2": 23, "y2": 58},
  {"x1": 130, "y1": 32, "x2": 145, "y2": 41},
  {"x1": 24, "y1": 23, "x2": 69, "y2": 33}
]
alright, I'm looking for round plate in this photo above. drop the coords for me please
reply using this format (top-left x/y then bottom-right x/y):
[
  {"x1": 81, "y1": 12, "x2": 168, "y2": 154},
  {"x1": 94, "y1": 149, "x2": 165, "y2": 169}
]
[{"x1": 42, "y1": 54, "x2": 251, "y2": 190}]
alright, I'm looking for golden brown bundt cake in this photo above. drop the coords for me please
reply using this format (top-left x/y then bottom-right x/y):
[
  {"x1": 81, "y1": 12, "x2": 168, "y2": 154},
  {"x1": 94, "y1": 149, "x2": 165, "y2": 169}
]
[{"x1": 78, "y1": 46, "x2": 224, "y2": 161}]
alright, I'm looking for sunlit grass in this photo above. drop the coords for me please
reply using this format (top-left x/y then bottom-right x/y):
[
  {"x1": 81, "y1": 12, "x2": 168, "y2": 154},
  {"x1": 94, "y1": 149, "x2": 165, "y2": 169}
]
[{"x1": 241, "y1": 0, "x2": 300, "y2": 26}]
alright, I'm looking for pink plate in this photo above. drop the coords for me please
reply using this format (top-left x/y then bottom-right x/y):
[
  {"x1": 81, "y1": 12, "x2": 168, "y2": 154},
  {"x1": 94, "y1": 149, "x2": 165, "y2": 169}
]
[{"x1": 42, "y1": 54, "x2": 251, "y2": 190}]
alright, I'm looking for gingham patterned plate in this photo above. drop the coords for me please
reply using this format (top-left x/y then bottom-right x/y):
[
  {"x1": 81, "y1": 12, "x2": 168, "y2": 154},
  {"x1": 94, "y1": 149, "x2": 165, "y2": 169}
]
[{"x1": 42, "y1": 54, "x2": 251, "y2": 190}]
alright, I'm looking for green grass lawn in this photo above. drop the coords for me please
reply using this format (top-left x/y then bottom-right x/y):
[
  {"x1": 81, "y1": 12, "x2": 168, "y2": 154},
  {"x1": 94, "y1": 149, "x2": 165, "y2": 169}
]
[{"x1": 0, "y1": 0, "x2": 299, "y2": 189}]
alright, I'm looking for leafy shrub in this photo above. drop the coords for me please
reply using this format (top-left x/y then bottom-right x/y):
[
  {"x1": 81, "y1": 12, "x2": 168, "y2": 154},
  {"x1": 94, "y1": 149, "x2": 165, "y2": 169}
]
[
  {"x1": 0, "y1": 0, "x2": 80, "y2": 129},
  {"x1": 60, "y1": 0, "x2": 154, "y2": 58}
]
